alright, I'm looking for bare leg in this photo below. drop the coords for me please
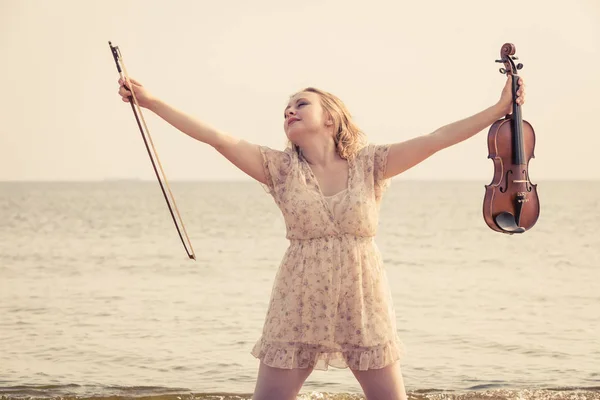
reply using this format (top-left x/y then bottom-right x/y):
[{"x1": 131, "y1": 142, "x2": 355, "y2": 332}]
[
  {"x1": 252, "y1": 361, "x2": 314, "y2": 400},
  {"x1": 350, "y1": 361, "x2": 407, "y2": 400}
]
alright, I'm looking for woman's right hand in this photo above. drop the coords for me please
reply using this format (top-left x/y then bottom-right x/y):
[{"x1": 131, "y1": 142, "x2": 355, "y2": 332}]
[{"x1": 118, "y1": 77, "x2": 156, "y2": 109}]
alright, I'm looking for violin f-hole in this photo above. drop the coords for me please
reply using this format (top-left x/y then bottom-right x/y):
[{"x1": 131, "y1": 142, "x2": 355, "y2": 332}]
[{"x1": 499, "y1": 170, "x2": 513, "y2": 193}]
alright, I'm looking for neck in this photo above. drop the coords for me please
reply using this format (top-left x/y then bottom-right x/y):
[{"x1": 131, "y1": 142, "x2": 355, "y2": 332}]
[{"x1": 298, "y1": 139, "x2": 341, "y2": 167}]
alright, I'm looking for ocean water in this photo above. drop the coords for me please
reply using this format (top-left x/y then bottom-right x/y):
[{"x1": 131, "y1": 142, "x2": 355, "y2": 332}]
[{"x1": 0, "y1": 181, "x2": 599, "y2": 400}]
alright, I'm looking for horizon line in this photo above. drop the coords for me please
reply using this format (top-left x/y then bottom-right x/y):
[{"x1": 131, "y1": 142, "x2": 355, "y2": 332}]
[{"x1": 1, "y1": 178, "x2": 599, "y2": 183}]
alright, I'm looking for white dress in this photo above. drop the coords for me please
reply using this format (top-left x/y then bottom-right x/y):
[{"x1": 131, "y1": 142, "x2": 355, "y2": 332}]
[{"x1": 251, "y1": 143, "x2": 404, "y2": 371}]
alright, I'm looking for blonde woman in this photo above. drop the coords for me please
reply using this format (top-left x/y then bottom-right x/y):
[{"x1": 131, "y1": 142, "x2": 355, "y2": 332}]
[{"x1": 117, "y1": 76, "x2": 525, "y2": 400}]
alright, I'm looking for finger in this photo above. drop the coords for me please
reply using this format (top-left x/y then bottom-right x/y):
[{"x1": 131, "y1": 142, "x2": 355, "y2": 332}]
[
  {"x1": 121, "y1": 96, "x2": 130, "y2": 103},
  {"x1": 126, "y1": 77, "x2": 142, "y2": 86}
]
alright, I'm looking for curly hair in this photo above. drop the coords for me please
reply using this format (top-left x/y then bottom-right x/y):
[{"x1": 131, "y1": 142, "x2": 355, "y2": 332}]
[{"x1": 286, "y1": 87, "x2": 367, "y2": 161}]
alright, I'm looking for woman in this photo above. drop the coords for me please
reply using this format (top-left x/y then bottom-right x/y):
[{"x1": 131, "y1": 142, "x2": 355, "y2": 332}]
[{"x1": 117, "y1": 76, "x2": 525, "y2": 400}]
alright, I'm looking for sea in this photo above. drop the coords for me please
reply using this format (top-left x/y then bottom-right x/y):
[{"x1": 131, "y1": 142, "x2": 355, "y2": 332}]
[{"x1": 1, "y1": 180, "x2": 599, "y2": 400}]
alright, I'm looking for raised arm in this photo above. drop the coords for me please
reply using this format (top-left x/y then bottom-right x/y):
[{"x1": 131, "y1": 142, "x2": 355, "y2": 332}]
[
  {"x1": 118, "y1": 77, "x2": 267, "y2": 185},
  {"x1": 383, "y1": 76, "x2": 525, "y2": 179},
  {"x1": 148, "y1": 98, "x2": 267, "y2": 184}
]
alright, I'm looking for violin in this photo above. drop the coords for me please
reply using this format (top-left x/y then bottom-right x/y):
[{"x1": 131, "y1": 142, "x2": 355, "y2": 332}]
[{"x1": 483, "y1": 43, "x2": 540, "y2": 234}]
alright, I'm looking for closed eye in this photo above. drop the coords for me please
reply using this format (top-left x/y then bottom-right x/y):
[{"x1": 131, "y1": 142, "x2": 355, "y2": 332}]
[{"x1": 284, "y1": 101, "x2": 309, "y2": 118}]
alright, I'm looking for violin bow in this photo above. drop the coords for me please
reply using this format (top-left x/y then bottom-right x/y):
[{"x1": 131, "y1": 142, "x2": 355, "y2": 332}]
[{"x1": 108, "y1": 41, "x2": 196, "y2": 260}]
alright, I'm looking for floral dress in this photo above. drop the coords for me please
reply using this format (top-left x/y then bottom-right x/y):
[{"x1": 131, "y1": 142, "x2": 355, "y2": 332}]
[{"x1": 250, "y1": 143, "x2": 405, "y2": 371}]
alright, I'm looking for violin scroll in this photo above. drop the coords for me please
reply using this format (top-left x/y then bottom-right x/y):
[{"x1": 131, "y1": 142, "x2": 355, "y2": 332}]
[{"x1": 495, "y1": 43, "x2": 524, "y2": 75}]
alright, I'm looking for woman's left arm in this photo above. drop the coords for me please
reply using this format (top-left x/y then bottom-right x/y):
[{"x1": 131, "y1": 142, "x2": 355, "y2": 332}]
[{"x1": 383, "y1": 76, "x2": 526, "y2": 179}]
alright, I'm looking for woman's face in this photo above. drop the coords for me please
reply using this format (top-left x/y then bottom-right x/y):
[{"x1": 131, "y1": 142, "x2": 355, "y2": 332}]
[{"x1": 283, "y1": 91, "x2": 330, "y2": 142}]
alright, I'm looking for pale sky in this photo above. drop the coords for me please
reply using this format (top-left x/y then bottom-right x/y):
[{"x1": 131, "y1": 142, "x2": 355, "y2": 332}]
[{"x1": 1, "y1": 0, "x2": 598, "y2": 181}]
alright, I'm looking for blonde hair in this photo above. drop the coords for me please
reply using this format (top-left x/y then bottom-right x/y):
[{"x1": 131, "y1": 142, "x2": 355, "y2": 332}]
[{"x1": 286, "y1": 87, "x2": 367, "y2": 160}]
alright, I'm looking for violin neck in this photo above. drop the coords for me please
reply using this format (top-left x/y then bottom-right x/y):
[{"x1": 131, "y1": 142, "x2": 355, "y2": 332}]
[{"x1": 511, "y1": 74, "x2": 526, "y2": 165}]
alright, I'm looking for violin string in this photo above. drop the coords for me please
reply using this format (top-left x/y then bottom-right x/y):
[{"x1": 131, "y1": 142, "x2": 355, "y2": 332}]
[{"x1": 117, "y1": 48, "x2": 196, "y2": 260}]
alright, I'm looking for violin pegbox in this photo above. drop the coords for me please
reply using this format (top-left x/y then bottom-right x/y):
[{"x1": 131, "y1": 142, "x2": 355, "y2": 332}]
[{"x1": 495, "y1": 43, "x2": 523, "y2": 75}]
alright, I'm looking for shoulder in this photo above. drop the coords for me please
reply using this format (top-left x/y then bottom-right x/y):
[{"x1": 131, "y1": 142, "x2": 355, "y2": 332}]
[
  {"x1": 354, "y1": 143, "x2": 389, "y2": 161},
  {"x1": 260, "y1": 145, "x2": 294, "y2": 159},
  {"x1": 259, "y1": 145, "x2": 297, "y2": 171}
]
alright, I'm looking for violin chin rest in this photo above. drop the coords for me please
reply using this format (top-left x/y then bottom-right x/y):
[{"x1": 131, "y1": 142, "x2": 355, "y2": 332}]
[{"x1": 495, "y1": 212, "x2": 526, "y2": 234}]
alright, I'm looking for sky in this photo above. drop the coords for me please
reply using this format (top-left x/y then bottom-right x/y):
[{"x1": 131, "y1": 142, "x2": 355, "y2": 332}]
[{"x1": 1, "y1": 0, "x2": 598, "y2": 181}]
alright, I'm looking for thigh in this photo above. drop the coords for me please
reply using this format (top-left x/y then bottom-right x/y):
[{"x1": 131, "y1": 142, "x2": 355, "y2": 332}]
[
  {"x1": 350, "y1": 361, "x2": 407, "y2": 400},
  {"x1": 252, "y1": 361, "x2": 314, "y2": 400}
]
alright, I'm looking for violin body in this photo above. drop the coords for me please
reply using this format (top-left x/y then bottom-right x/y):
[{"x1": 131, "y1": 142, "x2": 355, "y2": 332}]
[
  {"x1": 483, "y1": 43, "x2": 539, "y2": 234},
  {"x1": 484, "y1": 116, "x2": 539, "y2": 233}
]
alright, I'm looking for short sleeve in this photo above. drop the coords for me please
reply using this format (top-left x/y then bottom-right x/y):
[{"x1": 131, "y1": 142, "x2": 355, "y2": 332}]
[
  {"x1": 258, "y1": 145, "x2": 293, "y2": 197},
  {"x1": 370, "y1": 143, "x2": 392, "y2": 201}
]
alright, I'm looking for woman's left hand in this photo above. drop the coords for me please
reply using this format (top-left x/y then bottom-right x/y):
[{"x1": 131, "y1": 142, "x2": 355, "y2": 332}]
[{"x1": 497, "y1": 75, "x2": 526, "y2": 115}]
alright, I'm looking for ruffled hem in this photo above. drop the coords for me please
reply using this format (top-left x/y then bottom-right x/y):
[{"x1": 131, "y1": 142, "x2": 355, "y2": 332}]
[{"x1": 251, "y1": 337, "x2": 405, "y2": 371}]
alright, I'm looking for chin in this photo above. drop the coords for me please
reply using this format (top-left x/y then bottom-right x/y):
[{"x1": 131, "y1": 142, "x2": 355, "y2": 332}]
[{"x1": 285, "y1": 129, "x2": 301, "y2": 143}]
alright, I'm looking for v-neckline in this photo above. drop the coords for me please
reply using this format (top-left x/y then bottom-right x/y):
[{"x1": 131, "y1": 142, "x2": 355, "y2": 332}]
[
  {"x1": 300, "y1": 154, "x2": 353, "y2": 221},
  {"x1": 302, "y1": 156, "x2": 352, "y2": 196}
]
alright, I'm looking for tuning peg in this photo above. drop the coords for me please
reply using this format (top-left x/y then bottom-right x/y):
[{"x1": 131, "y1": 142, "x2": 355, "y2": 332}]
[
  {"x1": 499, "y1": 68, "x2": 506, "y2": 74},
  {"x1": 516, "y1": 63, "x2": 524, "y2": 70},
  {"x1": 511, "y1": 56, "x2": 519, "y2": 60},
  {"x1": 495, "y1": 59, "x2": 505, "y2": 63}
]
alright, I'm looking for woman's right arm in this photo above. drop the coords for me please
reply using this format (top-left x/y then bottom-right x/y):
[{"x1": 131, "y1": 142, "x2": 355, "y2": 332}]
[
  {"x1": 119, "y1": 77, "x2": 267, "y2": 185},
  {"x1": 149, "y1": 98, "x2": 267, "y2": 185}
]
